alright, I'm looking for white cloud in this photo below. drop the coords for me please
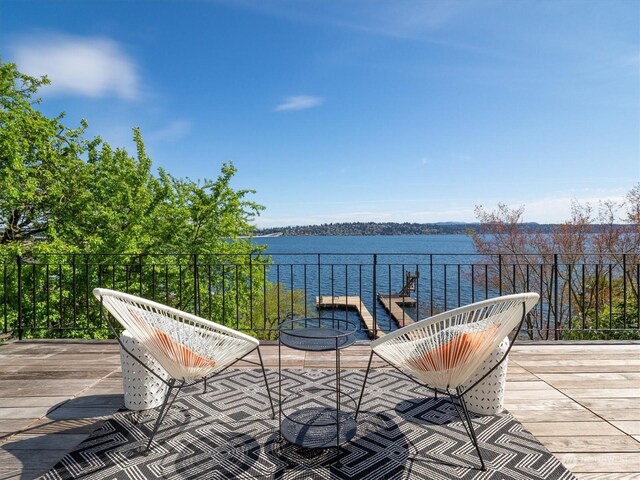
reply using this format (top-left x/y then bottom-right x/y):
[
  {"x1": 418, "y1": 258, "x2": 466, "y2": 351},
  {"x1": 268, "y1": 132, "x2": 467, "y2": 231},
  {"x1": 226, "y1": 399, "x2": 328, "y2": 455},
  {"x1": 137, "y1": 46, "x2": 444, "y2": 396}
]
[
  {"x1": 14, "y1": 33, "x2": 139, "y2": 100},
  {"x1": 146, "y1": 120, "x2": 192, "y2": 142},
  {"x1": 274, "y1": 95, "x2": 323, "y2": 111}
]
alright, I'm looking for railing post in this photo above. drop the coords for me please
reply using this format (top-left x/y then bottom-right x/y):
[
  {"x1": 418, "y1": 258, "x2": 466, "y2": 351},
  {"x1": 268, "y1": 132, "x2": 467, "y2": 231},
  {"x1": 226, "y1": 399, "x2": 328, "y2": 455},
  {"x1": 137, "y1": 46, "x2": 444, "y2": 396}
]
[
  {"x1": 5, "y1": 261, "x2": 9, "y2": 335},
  {"x1": 636, "y1": 259, "x2": 639, "y2": 329},
  {"x1": 85, "y1": 255, "x2": 90, "y2": 329},
  {"x1": 249, "y1": 253, "x2": 253, "y2": 329},
  {"x1": 317, "y1": 254, "x2": 321, "y2": 302},
  {"x1": 429, "y1": 254, "x2": 433, "y2": 316},
  {"x1": 623, "y1": 253, "x2": 627, "y2": 328},
  {"x1": 72, "y1": 254, "x2": 77, "y2": 327},
  {"x1": 372, "y1": 254, "x2": 377, "y2": 336},
  {"x1": 16, "y1": 255, "x2": 22, "y2": 341},
  {"x1": 415, "y1": 263, "x2": 420, "y2": 320},
  {"x1": 139, "y1": 254, "x2": 143, "y2": 297},
  {"x1": 193, "y1": 253, "x2": 199, "y2": 315},
  {"x1": 554, "y1": 253, "x2": 559, "y2": 340},
  {"x1": 498, "y1": 254, "x2": 502, "y2": 296}
]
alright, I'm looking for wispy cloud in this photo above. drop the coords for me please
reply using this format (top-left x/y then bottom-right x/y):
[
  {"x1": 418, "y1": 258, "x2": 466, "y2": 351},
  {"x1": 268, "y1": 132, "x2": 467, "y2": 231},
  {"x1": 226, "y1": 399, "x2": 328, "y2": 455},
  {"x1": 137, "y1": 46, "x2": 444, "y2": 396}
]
[
  {"x1": 274, "y1": 95, "x2": 323, "y2": 112},
  {"x1": 213, "y1": 0, "x2": 491, "y2": 53},
  {"x1": 13, "y1": 33, "x2": 139, "y2": 100},
  {"x1": 146, "y1": 120, "x2": 192, "y2": 142}
]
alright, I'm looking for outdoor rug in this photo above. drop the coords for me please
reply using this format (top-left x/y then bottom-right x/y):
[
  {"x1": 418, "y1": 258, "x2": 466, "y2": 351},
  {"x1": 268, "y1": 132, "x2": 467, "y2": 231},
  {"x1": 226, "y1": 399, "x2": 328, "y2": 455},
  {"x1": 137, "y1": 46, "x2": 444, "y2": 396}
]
[{"x1": 43, "y1": 368, "x2": 576, "y2": 480}]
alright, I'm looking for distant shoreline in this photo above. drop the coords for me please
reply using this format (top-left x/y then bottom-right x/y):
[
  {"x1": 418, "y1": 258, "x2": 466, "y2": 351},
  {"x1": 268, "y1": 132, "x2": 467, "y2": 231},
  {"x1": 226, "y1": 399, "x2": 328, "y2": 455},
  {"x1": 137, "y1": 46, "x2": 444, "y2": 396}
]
[{"x1": 253, "y1": 221, "x2": 628, "y2": 237}]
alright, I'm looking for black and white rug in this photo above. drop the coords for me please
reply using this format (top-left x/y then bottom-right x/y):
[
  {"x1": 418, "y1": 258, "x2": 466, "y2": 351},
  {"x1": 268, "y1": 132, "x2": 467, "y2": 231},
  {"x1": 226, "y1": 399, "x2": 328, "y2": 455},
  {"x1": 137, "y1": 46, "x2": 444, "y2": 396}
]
[{"x1": 43, "y1": 369, "x2": 576, "y2": 479}]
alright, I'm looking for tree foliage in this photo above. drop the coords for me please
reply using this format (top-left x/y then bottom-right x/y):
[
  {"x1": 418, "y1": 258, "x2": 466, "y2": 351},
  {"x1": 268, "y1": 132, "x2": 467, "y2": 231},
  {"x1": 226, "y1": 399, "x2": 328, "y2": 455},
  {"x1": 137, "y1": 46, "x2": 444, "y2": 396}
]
[
  {"x1": 471, "y1": 186, "x2": 640, "y2": 339},
  {"x1": 0, "y1": 62, "x2": 87, "y2": 251},
  {"x1": 0, "y1": 60, "x2": 271, "y2": 339},
  {"x1": 0, "y1": 60, "x2": 264, "y2": 256}
]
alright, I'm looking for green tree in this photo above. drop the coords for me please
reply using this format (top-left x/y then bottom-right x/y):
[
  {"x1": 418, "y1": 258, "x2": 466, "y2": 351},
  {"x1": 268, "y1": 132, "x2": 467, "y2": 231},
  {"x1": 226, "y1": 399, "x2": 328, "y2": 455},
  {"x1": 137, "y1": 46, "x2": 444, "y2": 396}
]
[
  {"x1": 0, "y1": 60, "x2": 272, "y2": 339},
  {"x1": 151, "y1": 163, "x2": 263, "y2": 254},
  {"x1": 0, "y1": 61, "x2": 87, "y2": 252},
  {"x1": 65, "y1": 131, "x2": 166, "y2": 253},
  {"x1": 250, "y1": 283, "x2": 308, "y2": 340}
]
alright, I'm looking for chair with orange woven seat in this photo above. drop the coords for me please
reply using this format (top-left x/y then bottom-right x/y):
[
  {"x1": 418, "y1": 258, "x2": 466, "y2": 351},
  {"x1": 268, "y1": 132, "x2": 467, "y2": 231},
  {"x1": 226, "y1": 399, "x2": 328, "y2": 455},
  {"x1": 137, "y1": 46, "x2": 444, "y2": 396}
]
[
  {"x1": 93, "y1": 288, "x2": 275, "y2": 453},
  {"x1": 355, "y1": 292, "x2": 539, "y2": 471}
]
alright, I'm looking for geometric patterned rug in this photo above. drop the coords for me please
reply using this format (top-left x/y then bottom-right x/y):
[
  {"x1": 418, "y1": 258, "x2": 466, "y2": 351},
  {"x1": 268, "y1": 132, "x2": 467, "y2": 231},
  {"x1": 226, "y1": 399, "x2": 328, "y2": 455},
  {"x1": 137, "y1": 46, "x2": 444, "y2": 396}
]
[{"x1": 42, "y1": 369, "x2": 576, "y2": 480}]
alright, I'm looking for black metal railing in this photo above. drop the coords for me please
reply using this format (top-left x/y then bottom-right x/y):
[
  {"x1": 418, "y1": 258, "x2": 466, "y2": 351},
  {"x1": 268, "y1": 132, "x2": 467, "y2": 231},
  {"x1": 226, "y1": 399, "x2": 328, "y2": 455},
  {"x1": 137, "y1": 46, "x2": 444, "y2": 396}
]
[{"x1": 2, "y1": 252, "x2": 638, "y2": 341}]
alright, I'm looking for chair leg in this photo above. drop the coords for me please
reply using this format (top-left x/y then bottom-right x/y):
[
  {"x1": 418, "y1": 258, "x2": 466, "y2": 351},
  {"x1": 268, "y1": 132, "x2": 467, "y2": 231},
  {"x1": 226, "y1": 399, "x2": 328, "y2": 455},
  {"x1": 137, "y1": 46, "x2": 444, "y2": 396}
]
[
  {"x1": 449, "y1": 389, "x2": 486, "y2": 471},
  {"x1": 257, "y1": 347, "x2": 275, "y2": 418},
  {"x1": 144, "y1": 379, "x2": 180, "y2": 453},
  {"x1": 447, "y1": 393, "x2": 473, "y2": 442},
  {"x1": 458, "y1": 393, "x2": 486, "y2": 470},
  {"x1": 355, "y1": 351, "x2": 374, "y2": 420}
]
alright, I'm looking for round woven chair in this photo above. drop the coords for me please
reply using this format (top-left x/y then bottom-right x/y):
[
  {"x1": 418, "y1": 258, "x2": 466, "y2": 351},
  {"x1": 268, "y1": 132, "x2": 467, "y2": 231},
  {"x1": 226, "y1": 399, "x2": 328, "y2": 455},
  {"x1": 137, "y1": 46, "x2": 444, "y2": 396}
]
[
  {"x1": 93, "y1": 288, "x2": 275, "y2": 453},
  {"x1": 356, "y1": 292, "x2": 540, "y2": 471}
]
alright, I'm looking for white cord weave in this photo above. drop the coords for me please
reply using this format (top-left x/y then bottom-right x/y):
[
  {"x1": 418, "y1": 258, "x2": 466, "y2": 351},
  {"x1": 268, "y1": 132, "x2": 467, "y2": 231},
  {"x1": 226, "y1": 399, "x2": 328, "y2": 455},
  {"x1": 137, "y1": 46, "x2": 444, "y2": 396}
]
[
  {"x1": 94, "y1": 288, "x2": 259, "y2": 381},
  {"x1": 372, "y1": 293, "x2": 539, "y2": 391}
]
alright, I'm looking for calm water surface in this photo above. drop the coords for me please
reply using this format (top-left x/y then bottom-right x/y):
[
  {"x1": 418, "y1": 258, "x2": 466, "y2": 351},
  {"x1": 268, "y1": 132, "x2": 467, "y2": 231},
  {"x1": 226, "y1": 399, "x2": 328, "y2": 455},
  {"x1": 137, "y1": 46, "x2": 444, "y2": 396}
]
[
  {"x1": 250, "y1": 235, "x2": 483, "y2": 337},
  {"x1": 253, "y1": 234, "x2": 476, "y2": 256}
]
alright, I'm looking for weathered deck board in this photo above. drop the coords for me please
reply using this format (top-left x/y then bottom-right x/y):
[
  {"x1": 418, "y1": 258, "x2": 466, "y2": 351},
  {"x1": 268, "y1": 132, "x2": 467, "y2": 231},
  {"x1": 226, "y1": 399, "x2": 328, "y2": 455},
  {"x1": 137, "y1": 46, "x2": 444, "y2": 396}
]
[
  {"x1": 0, "y1": 339, "x2": 638, "y2": 478},
  {"x1": 316, "y1": 295, "x2": 383, "y2": 338},
  {"x1": 377, "y1": 294, "x2": 416, "y2": 327}
]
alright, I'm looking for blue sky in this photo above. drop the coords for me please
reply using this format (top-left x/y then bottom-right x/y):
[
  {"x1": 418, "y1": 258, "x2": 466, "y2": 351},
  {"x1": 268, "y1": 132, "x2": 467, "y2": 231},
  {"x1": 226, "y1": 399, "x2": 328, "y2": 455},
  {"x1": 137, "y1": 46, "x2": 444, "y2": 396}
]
[{"x1": 2, "y1": 0, "x2": 639, "y2": 227}]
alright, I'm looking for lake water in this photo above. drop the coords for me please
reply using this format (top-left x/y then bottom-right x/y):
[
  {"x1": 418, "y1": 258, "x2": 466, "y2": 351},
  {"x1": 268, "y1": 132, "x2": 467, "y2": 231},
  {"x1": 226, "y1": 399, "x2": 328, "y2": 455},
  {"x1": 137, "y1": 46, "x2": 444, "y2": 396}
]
[
  {"x1": 250, "y1": 235, "x2": 484, "y2": 337},
  {"x1": 253, "y1": 234, "x2": 476, "y2": 256}
]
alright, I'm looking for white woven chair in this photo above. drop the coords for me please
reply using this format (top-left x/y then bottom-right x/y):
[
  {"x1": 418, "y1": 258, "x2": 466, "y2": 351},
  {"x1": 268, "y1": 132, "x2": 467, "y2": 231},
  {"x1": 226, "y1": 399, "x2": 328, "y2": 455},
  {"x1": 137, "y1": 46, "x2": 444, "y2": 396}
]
[
  {"x1": 93, "y1": 288, "x2": 275, "y2": 452},
  {"x1": 356, "y1": 292, "x2": 539, "y2": 471}
]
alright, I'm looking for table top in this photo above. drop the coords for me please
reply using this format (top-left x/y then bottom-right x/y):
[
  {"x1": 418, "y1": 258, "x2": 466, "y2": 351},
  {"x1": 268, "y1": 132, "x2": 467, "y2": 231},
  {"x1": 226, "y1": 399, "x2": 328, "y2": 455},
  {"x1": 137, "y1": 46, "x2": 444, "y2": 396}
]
[{"x1": 278, "y1": 318, "x2": 358, "y2": 351}]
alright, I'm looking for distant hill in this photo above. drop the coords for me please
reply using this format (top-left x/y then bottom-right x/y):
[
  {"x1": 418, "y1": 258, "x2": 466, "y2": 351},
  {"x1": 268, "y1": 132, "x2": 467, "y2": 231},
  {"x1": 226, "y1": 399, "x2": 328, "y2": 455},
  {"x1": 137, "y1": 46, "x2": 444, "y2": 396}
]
[{"x1": 254, "y1": 221, "x2": 558, "y2": 236}]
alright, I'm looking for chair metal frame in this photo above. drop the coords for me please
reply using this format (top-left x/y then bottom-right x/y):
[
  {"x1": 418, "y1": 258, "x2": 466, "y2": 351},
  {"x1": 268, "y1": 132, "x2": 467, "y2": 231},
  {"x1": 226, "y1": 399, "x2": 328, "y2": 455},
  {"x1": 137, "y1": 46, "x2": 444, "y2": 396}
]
[
  {"x1": 94, "y1": 288, "x2": 275, "y2": 453},
  {"x1": 355, "y1": 292, "x2": 539, "y2": 471}
]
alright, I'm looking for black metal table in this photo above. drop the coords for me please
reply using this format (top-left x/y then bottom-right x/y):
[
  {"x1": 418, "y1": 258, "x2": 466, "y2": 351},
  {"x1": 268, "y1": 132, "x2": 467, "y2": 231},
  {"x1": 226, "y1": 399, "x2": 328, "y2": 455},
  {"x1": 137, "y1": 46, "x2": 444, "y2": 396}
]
[{"x1": 278, "y1": 318, "x2": 358, "y2": 449}]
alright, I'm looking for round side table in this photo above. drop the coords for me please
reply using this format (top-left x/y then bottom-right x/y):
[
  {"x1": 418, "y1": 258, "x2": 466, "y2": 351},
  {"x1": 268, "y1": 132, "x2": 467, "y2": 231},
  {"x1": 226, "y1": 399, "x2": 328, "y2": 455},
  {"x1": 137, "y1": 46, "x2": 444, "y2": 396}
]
[{"x1": 278, "y1": 318, "x2": 358, "y2": 449}]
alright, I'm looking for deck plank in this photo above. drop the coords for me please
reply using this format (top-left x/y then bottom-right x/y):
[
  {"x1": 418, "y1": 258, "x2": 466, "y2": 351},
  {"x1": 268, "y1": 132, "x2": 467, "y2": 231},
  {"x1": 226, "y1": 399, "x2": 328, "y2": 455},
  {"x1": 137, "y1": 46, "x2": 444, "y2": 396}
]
[
  {"x1": 537, "y1": 435, "x2": 640, "y2": 452},
  {"x1": 555, "y1": 453, "x2": 640, "y2": 473}
]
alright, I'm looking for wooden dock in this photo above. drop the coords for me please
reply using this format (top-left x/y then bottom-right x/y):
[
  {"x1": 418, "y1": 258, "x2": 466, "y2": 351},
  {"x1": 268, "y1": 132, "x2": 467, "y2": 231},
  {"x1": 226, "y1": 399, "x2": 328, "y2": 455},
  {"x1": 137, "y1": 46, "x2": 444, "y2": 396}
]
[
  {"x1": 377, "y1": 293, "x2": 416, "y2": 328},
  {"x1": 316, "y1": 294, "x2": 417, "y2": 335},
  {"x1": 316, "y1": 295, "x2": 383, "y2": 339}
]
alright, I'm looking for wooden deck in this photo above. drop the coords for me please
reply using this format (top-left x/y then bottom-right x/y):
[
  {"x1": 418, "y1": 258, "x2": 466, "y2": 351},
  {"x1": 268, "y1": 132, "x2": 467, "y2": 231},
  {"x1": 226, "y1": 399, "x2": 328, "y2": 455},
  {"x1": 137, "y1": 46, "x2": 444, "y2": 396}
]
[{"x1": 0, "y1": 340, "x2": 638, "y2": 479}]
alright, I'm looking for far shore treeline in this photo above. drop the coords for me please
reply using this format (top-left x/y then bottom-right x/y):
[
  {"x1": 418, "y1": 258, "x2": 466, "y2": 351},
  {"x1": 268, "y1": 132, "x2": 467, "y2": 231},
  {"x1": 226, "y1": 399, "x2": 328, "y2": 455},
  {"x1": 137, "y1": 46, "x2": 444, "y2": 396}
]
[{"x1": 255, "y1": 222, "x2": 634, "y2": 236}]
